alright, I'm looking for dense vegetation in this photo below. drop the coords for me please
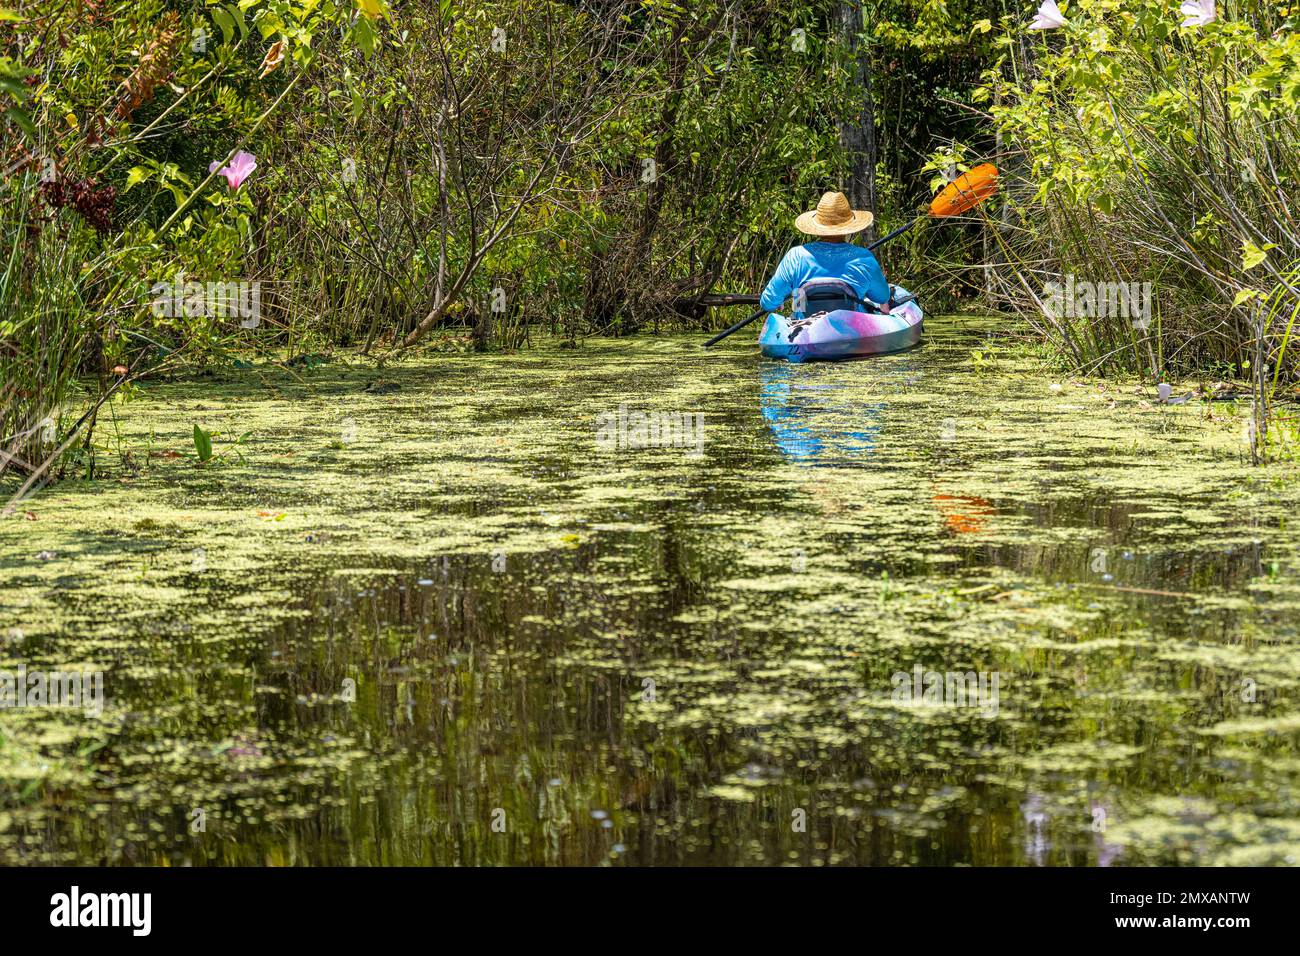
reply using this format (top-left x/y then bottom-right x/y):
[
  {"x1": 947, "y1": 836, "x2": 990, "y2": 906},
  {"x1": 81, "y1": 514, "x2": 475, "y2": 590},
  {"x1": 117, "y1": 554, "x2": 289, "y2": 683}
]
[{"x1": 3, "y1": 0, "x2": 1299, "y2": 484}]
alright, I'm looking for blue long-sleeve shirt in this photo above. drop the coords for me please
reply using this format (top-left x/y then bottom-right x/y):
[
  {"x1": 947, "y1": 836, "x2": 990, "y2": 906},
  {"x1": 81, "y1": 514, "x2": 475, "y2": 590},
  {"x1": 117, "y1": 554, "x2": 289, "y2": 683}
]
[{"x1": 758, "y1": 241, "x2": 889, "y2": 313}]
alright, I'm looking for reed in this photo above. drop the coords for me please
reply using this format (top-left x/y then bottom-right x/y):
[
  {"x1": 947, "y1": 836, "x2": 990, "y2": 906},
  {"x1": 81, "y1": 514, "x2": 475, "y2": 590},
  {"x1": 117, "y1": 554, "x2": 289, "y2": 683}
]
[{"x1": 984, "y1": 1, "x2": 1299, "y2": 458}]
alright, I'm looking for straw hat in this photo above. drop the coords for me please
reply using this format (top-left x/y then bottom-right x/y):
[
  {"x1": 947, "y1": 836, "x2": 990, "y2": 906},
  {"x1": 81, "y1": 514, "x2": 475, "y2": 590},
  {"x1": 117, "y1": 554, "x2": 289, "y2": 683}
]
[{"x1": 795, "y1": 191, "x2": 874, "y2": 236}]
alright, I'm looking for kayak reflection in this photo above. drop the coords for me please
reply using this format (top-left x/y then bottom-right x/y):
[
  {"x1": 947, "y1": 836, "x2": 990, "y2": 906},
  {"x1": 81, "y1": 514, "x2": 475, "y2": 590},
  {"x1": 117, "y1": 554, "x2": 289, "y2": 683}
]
[
  {"x1": 758, "y1": 361, "x2": 887, "y2": 464},
  {"x1": 758, "y1": 363, "x2": 997, "y2": 534}
]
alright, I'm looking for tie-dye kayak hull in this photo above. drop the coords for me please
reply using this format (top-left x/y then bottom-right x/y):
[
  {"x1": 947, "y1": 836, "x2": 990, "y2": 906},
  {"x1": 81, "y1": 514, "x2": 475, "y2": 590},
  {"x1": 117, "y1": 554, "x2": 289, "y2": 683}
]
[{"x1": 758, "y1": 288, "x2": 923, "y2": 363}]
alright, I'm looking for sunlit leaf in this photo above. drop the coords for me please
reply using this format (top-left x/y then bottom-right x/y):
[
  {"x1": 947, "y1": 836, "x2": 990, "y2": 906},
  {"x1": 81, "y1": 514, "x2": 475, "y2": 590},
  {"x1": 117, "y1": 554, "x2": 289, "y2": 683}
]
[
  {"x1": 124, "y1": 166, "x2": 150, "y2": 192},
  {"x1": 1241, "y1": 240, "x2": 1276, "y2": 272},
  {"x1": 211, "y1": 7, "x2": 235, "y2": 46},
  {"x1": 356, "y1": 0, "x2": 389, "y2": 20}
]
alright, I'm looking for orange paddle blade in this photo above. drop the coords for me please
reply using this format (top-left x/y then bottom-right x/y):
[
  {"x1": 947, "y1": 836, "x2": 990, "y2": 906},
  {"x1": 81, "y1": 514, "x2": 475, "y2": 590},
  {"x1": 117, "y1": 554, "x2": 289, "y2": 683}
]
[{"x1": 929, "y1": 163, "x2": 998, "y2": 218}]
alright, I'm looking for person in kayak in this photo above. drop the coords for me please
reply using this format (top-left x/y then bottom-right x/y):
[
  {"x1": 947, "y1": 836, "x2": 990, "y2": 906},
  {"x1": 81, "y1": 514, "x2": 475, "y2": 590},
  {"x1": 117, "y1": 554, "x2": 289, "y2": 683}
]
[{"x1": 759, "y1": 191, "x2": 890, "y2": 317}]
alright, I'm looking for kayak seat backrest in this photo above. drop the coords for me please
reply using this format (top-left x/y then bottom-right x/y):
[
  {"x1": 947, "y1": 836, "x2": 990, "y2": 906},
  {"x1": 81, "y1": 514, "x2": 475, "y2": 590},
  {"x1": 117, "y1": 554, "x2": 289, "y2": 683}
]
[{"x1": 795, "y1": 278, "x2": 862, "y2": 318}]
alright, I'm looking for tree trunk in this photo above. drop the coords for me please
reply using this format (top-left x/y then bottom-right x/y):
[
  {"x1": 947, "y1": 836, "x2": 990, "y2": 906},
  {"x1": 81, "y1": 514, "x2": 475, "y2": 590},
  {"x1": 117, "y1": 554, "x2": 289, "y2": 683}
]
[{"x1": 838, "y1": 1, "x2": 877, "y2": 241}]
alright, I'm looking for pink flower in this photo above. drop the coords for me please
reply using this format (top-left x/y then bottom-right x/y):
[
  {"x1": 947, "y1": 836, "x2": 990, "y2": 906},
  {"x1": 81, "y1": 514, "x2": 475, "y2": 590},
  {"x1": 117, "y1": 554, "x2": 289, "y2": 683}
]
[
  {"x1": 1179, "y1": 0, "x2": 1216, "y2": 27},
  {"x1": 1029, "y1": 0, "x2": 1068, "y2": 29},
  {"x1": 208, "y1": 150, "x2": 257, "y2": 191}
]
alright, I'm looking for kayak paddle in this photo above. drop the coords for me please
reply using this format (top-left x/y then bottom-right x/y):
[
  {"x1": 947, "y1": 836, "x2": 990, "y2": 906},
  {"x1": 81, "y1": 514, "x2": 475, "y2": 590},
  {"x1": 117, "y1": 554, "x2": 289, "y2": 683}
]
[
  {"x1": 703, "y1": 303, "x2": 772, "y2": 348},
  {"x1": 868, "y1": 163, "x2": 1000, "y2": 252},
  {"x1": 702, "y1": 163, "x2": 999, "y2": 348}
]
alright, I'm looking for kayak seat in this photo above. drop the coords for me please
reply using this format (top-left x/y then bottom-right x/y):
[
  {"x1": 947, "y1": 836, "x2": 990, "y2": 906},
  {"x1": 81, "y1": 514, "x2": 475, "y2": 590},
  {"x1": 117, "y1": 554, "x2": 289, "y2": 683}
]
[{"x1": 794, "y1": 278, "x2": 879, "y2": 319}]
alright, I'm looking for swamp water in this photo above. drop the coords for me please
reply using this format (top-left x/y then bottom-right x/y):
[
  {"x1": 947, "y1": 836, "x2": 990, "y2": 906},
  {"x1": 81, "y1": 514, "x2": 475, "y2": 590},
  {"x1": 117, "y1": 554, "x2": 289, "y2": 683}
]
[{"x1": 2, "y1": 318, "x2": 1298, "y2": 865}]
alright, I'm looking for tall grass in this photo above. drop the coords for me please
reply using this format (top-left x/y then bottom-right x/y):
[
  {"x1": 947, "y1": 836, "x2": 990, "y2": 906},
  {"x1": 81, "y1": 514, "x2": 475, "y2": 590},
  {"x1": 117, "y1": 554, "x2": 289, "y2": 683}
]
[{"x1": 1, "y1": 166, "x2": 104, "y2": 487}]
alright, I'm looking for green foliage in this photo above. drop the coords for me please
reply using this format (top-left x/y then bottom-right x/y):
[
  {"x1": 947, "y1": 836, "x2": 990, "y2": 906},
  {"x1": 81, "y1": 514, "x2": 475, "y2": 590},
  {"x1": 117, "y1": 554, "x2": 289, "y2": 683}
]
[
  {"x1": 1, "y1": 0, "x2": 371, "y2": 482},
  {"x1": 987, "y1": 0, "x2": 1300, "y2": 388},
  {"x1": 13, "y1": 0, "x2": 1298, "y2": 485}
]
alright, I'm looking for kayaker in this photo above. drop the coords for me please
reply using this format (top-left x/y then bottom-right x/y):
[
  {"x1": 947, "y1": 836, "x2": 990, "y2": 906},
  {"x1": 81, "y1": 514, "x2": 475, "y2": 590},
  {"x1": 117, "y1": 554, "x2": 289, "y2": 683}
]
[{"x1": 759, "y1": 191, "x2": 890, "y2": 317}]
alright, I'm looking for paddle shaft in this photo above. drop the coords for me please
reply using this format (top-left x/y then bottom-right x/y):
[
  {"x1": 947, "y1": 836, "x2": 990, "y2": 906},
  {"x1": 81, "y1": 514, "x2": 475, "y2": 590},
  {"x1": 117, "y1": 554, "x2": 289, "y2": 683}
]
[
  {"x1": 868, "y1": 215, "x2": 922, "y2": 251},
  {"x1": 704, "y1": 306, "x2": 767, "y2": 347}
]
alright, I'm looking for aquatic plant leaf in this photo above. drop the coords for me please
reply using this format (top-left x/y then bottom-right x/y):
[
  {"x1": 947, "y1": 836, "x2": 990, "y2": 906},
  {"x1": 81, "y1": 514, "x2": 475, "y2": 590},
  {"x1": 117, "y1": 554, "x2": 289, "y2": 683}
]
[{"x1": 193, "y1": 424, "x2": 213, "y2": 462}]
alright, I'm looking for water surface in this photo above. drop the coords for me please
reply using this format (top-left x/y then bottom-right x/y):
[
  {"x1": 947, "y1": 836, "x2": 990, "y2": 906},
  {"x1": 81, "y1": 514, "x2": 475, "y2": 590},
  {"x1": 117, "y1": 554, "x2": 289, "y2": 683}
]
[{"x1": 2, "y1": 319, "x2": 1298, "y2": 865}]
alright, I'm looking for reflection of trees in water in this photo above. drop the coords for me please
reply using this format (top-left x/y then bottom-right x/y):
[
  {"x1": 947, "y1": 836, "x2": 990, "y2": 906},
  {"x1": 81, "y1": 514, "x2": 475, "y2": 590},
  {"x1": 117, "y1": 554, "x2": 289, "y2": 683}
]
[
  {"x1": 961, "y1": 531, "x2": 1265, "y2": 598},
  {"x1": 256, "y1": 544, "x2": 1045, "y2": 864}
]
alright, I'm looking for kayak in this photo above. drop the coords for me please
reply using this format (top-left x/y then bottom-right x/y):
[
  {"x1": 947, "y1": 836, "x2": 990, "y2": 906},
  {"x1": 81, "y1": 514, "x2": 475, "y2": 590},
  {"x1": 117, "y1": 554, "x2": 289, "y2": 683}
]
[{"x1": 759, "y1": 285, "x2": 923, "y2": 363}]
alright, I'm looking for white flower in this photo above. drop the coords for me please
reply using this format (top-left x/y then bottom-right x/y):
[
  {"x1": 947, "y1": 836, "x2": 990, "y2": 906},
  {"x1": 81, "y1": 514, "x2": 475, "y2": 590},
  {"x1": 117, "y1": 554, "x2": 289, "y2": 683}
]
[
  {"x1": 1029, "y1": 0, "x2": 1068, "y2": 30},
  {"x1": 1179, "y1": 0, "x2": 1216, "y2": 27}
]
